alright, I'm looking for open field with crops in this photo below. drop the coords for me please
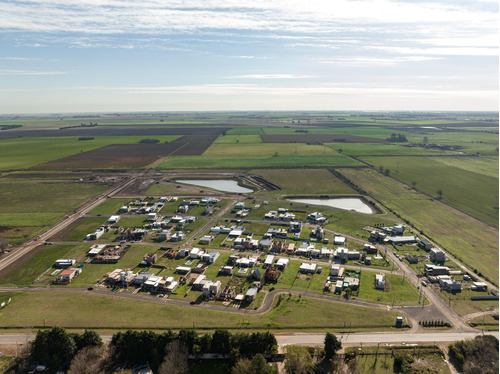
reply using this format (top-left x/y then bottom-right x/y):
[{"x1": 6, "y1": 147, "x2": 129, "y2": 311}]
[
  {"x1": 339, "y1": 168, "x2": 499, "y2": 285},
  {"x1": 359, "y1": 156, "x2": 498, "y2": 227}
]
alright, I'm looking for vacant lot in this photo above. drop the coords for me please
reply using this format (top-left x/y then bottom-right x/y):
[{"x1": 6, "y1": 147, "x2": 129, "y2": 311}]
[
  {"x1": 340, "y1": 168, "x2": 499, "y2": 284},
  {"x1": 0, "y1": 292, "x2": 400, "y2": 331}
]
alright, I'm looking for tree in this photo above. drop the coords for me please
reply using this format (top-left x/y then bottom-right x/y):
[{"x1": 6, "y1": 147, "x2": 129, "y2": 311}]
[
  {"x1": 324, "y1": 333, "x2": 341, "y2": 360},
  {"x1": 284, "y1": 345, "x2": 314, "y2": 374},
  {"x1": 31, "y1": 327, "x2": 77, "y2": 370},
  {"x1": 437, "y1": 189, "x2": 443, "y2": 199},
  {"x1": 68, "y1": 345, "x2": 105, "y2": 374},
  {"x1": 74, "y1": 330, "x2": 102, "y2": 350},
  {"x1": 338, "y1": 148, "x2": 343, "y2": 154},
  {"x1": 411, "y1": 181, "x2": 417, "y2": 189},
  {"x1": 343, "y1": 287, "x2": 352, "y2": 299},
  {"x1": 178, "y1": 329, "x2": 200, "y2": 354},
  {"x1": 211, "y1": 329, "x2": 231, "y2": 354},
  {"x1": 158, "y1": 340, "x2": 189, "y2": 374},
  {"x1": 384, "y1": 168, "x2": 390, "y2": 176},
  {"x1": 379, "y1": 166, "x2": 384, "y2": 173}
]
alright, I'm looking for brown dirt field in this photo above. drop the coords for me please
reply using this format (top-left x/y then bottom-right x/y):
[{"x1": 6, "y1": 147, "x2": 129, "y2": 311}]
[
  {"x1": 33, "y1": 134, "x2": 220, "y2": 169},
  {"x1": 260, "y1": 134, "x2": 385, "y2": 143}
]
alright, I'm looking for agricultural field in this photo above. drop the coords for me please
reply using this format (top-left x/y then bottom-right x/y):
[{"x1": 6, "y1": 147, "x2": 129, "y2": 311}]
[
  {"x1": 0, "y1": 136, "x2": 179, "y2": 171},
  {"x1": 359, "y1": 156, "x2": 499, "y2": 227},
  {"x1": 0, "y1": 292, "x2": 401, "y2": 331},
  {"x1": 339, "y1": 168, "x2": 499, "y2": 285}
]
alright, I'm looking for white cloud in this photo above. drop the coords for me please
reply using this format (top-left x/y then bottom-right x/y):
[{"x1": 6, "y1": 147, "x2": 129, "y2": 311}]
[
  {"x1": 316, "y1": 56, "x2": 443, "y2": 66},
  {"x1": 0, "y1": 69, "x2": 66, "y2": 75},
  {"x1": 225, "y1": 74, "x2": 317, "y2": 79}
]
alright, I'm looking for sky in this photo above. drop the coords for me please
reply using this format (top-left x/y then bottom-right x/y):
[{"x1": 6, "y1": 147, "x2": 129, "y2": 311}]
[{"x1": 0, "y1": 0, "x2": 498, "y2": 114}]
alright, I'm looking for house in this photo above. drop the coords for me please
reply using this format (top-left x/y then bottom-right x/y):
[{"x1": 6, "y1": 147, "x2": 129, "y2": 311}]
[
  {"x1": 259, "y1": 237, "x2": 272, "y2": 250},
  {"x1": 178, "y1": 205, "x2": 189, "y2": 213},
  {"x1": 275, "y1": 258, "x2": 289, "y2": 270},
  {"x1": 417, "y1": 239, "x2": 433, "y2": 250},
  {"x1": 143, "y1": 275, "x2": 162, "y2": 291},
  {"x1": 334, "y1": 236, "x2": 346, "y2": 246},
  {"x1": 440, "y1": 279, "x2": 461, "y2": 293},
  {"x1": 330, "y1": 265, "x2": 344, "y2": 280},
  {"x1": 158, "y1": 230, "x2": 171, "y2": 241},
  {"x1": 312, "y1": 226, "x2": 324, "y2": 240},
  {"x1": 236, "y1": 256, "x2": 257, "y2": 268},
  {"x1": 363, "y1": 244, "x2": 377, "y2": 254},
  {"x1": 85, "y1": 227, "x2": 105, "y2": 240},
  {"x1": 192, "y1": 275, "x2": 208, "y2": 290},
  {"x1": 343, "y1": 277, "x2": 360, "y2": 290},
  {"x1": 333, "y1": 247, "x2": 349, "y2": 262},
  {"x1": 133, "y1": 273, "x2": 153, "y2": 286},
  {"x1": 430, "y1": 248, "x2": 446, "y2": 262},
  {"x1": 141, "y1": 253, "x2": 157, "y2": 267},
  {"x1": 190, "y1": 200, "x2": 200, "y2": 206},
  {"x1": 270, "y1": 241, "x2": 285, "y2": 254},
  {"x1": 190, "y1": 247, "x2": 201, "y2": 259},
  {"x1": 348, "y1": 250, "x2": 361, "y2": 260},
  {"x1": 375, "y1": 274, "x2": 386, "y2": 290},
  {"x1": 175, "y1": 266, "x2": 191, "y2": 275},
  {"x1": 275, "y1": 228, "x2": 288, "y2": 238},
  {"x1": 264, "y1": 211, "x2": 277, "y2": 220},
  {"x1": 245, "y1": 287, "x2": 258, "y2": 302},
  {"x1": 286, "y1": 243, "x2": 296, "y2": 254},
  {"x1": 55, "y1": 268, "x2": 80, "y2": 284},
  {"x1": 118, "y1": 206, "x2": 130, "y2": 214},
  {"x1": 235, "y1": 202, "x2": 245, "y2": 209},
  {"x1": 307, "y1": 212, "x2": 323, "y2": 222},
  {"x1": 385, "y1": 235, "x2": 419, "y2": 245},
  {"x1": 201, "y1": 251, "x2": 220, "y2": 264},
  {"x1": 202, "y1": 280, "x2": 221, "y2": 298},
  {"x1": 147, "y1": 213, "x2": 158, "y2": 222},
  {"x1": 54, "y1": 259, "x2": 76, "y2": 268},
  {"x1": 264, "y1": 255, "x2": 275, "y2": 267},
  {"x1": 219, "y1": 266, "x2": 233, "y2": 275},
  {"x1": 199, "y1": 235, "x2": 214, "y2": 245},
  {"x1": 108, "y1": 215, "x2": 121, "y2": 224},
  {"x1": 170, "y1": 232, "x2": 185, "y2": 242},
  {"x1": 425, "y1": 264, "x2": 450, "y2": 276},
  {"x1": 265, "y1": 266, "x2": 280, "y2": 281},
  {"x1": 334, "y1": 280, "x2": 343, "y2": 294},
  {"x1": 299, "y1": 263, "x2": 317, "y2": 274},
  {"x1": 87, "y1": 244, "x2": 106, "y2": 256},
  {"x1": 279, "y1": 212, "x2": 295, "y2": 221},
  {"x1": 289, "y1": 221, "x2": 302, "y2": 233}
]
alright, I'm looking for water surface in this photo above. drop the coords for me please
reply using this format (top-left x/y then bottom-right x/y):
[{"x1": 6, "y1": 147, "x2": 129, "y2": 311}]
[
  {"x1": 176, "y1": 179, "x2": 253, "y2": 193},
  {"x1": 288, "y1": 198, "x2": 373, "y2": 214}
]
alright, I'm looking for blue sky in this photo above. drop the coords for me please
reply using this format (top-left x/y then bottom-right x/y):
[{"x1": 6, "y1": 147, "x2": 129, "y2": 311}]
[{"x1": 0, "y1": 0, "x2": 498, "y2": 113}]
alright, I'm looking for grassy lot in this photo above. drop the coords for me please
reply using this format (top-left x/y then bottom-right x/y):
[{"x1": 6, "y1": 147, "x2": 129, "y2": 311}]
[
  {"x1": 250, "y1": 168, "x2": 357, "y2": 195},
  {"x1": 260, "y1": 126, "x2": 415, "y2": 139},
  {"x1": 0, "y1": 245, "x2": 82, "y2": 287},
  {"x1": 360, "y1": 156, "x2": 498, "y2": 227},
  {"x1": 204, "y1": 143, "x2": 340, "y2": 157},
  {"x1": 356, "y1": 272, "x2": 424, "y2": 307},
  {"x1": 0, "y1": 292, "x2": 401, "y2": 331},
  {"x1": 346, "y1": 346, "x2": 450, "y2": 374},
  {"x1": 340, "y1": 168, "x2": 499, "y2": 285},
  {"x1": 88, "y1": 198, "x2": 131, "y2": 215},
  {"x1": 50, "y1": 217, "x2": 108, "y2": 242},
  {"x1": 0, "y1": 136, "x2": 179, "y2": 171},
  {"x1": 434, "y1": 288, "x2": 499, "y2": 317},
  {"x1": 469, "y1": 314, "x2": 499, "y2": 331},
  {"x1": 158, "y1": 154, "x2": 361, "y2": 169}
]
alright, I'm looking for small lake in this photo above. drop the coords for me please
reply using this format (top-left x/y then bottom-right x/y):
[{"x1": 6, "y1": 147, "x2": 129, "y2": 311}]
[
  {"x1": 288, "y1": 198, "x2": 374, "y2": 214},
  {"x1": 176, "y1": 179, "x2": 253, "y2": 193}
]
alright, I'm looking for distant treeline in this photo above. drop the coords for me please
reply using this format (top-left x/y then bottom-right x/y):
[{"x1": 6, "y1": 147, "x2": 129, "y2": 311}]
[{"x1": 0, "y1": 124, "x2": 22, "y2": 130}]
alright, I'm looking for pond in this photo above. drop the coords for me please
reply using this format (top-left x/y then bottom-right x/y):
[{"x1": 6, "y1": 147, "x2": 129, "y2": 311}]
[
  {"x1": 288, "y1": 198, "x2": 374, "y2": 214},
  {"x1": 176, "y1": 179, "x2": 253, "y2": 193}
]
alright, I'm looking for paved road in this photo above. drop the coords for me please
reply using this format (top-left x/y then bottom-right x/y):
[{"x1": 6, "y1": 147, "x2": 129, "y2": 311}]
[
  {"x1": 275, "y1": 331, "x2": 499, "y2": 346},
  {"x1": 0, "y1": 331, "x2": 497, "y2": 347}
]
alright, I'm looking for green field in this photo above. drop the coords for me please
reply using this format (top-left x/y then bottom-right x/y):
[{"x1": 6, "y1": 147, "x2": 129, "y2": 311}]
[
  {"x1": 0, "y1": 292, "x2": 401, "y2": 331},
  {"x1": 0, "y1": 136, "x2": 180, "y2": 171},
  {"x1": 214, "y1": 135, "x2": 263, "y2": 144},
  {"x1": 340, "y1": 168, "x2": 499, "y2": 284},
  {"x1": 88, "y1": 198, "x2": 132, "y2": 215},
  {"x1": 49, "y1": 217, "x2": 108, "y2": 242},
  {"x1": 360, "y1": 156, "x2": 498, "y2": 227},
  {"x1": 158, "y1": 154, "x2": 361, "y2": 169},
  {"x1": 356, "y1": 273, "x2": 424, "y2": 306},
  {"x1": 325, "y1": 143, "x2": 457, "y2": 156}
]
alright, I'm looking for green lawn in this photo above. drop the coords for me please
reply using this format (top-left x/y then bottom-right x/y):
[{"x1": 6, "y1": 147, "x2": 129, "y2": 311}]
[
  {"x1": 360, "y1": 156, "x2": 498, "y2": 227},
  {"x1": 50, "y1": 217, "x2": 108, "y2": 241},
  {"x1": 0, "y1": 136, "x2": 179, "y2": 171},
  {"x1": 340, "y1": 168, "x2": 499, "y2": 285}
]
